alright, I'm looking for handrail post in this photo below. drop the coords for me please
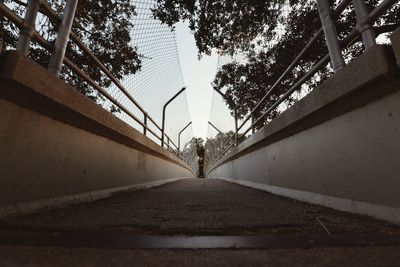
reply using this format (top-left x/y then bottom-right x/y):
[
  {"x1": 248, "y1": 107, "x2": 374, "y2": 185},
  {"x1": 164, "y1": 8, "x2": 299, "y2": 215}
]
[
  {"x1": 178, "y1": 121, "x2": 192, "y2": 154},
  {"x1": 143, "y1": 113, "x2": 148, "y2": 136},
  {"x1": 17, "y1": 0, "x2": 42, "y2": 55},
  {"x1": 233, "y1": 105, "x2": 239, "y2": 146},
  {"x1": 166, "y1": 137, "x2": 170, "y2": 151},
  {"x1": 161, "y1": 87, "x2": 186, "y2": 147},
  {"x1": 251, "y1": 113, "x2": 256, "y2": 134},
  {"x1": 352, "y1": 0, "x2": 376, "y2": 50},
  {"x1": 48, "y1": 0, "x2": 79, "y2": 76},
  {"x1": 317, "y1": 0, "x2": 345, "y2": 72}
]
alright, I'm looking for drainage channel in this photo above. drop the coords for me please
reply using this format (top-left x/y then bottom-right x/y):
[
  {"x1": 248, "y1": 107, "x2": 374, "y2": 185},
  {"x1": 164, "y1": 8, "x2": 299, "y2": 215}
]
[{"x1": 1, "y1": 231, "x2": 400, "y2": 249}]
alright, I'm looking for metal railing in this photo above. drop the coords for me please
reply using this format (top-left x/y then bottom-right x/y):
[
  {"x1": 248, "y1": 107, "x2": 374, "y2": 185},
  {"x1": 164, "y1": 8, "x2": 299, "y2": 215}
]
[
  {"x1": 0, "y1": 0, "x2": 184, "y2": 158},
  {"x1": 208, "y1": 0, "x2": 399, "y2": 167}
]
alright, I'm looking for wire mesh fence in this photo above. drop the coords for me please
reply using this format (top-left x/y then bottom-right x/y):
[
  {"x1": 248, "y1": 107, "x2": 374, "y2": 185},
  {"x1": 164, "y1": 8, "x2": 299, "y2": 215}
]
[
  {"x1": 0, "y1": 0, "x2": 194, "y2": 158},
  {"x1": 111, "y1": 0, "x2": 193, "y2": 148},
  {"x1": 205, "y1": 0, "x2": 400, "y2": 168}
]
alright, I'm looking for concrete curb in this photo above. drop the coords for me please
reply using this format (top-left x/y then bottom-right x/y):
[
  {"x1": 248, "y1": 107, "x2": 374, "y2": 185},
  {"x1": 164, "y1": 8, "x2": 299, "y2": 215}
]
[
  {"x1": 208, "y1": 45, "x2": 399, "y2": 175},
  {"x1": 0, "y1": 51, "x2": 194, "y2": 175},
  {"x1": 391, "y1": 26, "x2": 400, "y2": 68},
  {"x1": 215, "y1": 177, "x2": 400, "y2": 225},
  {"x1": 0, "y1": 177, "x2": 189, "y2": 219}
]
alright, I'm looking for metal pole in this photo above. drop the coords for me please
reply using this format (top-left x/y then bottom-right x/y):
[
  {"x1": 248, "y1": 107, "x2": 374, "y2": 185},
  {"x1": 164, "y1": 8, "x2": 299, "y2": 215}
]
[
  {"x1": 213, "y1": 88, "x2": 239, "y2": 146},
  {"x1": 317, "y1": 0, "x2": 345, "y2": 72},
  {"x1": 143, "y1": 113, "x2": 148, "y2": 136},
  {"x1": 352, "y1": 0, "x2": 376, "y2": 50},
  {"x1": 161, "y1": 87, "x2": 186, "y2": 147},
  {"x1": 17, "y1": 0, "x2": 42, "y2": 55},
  {"x1": 208, "y1": 121, "x2": 222, "y2": 135},
  {"x1": 48, "y1": 0, "x2": 78, "y2": 76},
  {"x1": 167, "y1": 137, "x2": 170, "y2": 151},
  {"x1": 251, "y1": 113, "x2": 256, "y2": 134},
  {"x1": 178, "y1": 121, "x2": 192, "y2": 153},
  {"x1": 233, "y1": 106, "x2": 239, "y2": 146}
]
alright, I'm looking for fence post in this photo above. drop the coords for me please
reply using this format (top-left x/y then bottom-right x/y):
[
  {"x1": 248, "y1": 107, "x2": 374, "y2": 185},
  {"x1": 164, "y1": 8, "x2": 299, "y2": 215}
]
[
  {"x1": 161, "y1": 87, "x2": 186, "y2": 147},
  {"x1": 48, "y1": 0, "x2": 79, "y2": 76},
  {"x1": 166, "y1": 137, "x2": 170, "y2": 151},
  {"x1": 17, "y1": 0, "x2": 42, "y2": 55},
  {"x1": 233, "y1": 105, "x2": 239, "y2": 146},
  {"x1": 317, "y1": 0, "x2": 345, "y2": 72},
  {"x1": 352, "y1": 0, "x2": 376, "y2": 50},
  {"x1": 178, "y1": 121, "x2": 192, "y2": 154},
  {"x1": 251, "y1": 113, "x2": 256, "y2": 134},
  {"x1": 143, "y1": 113, "x2": 148, "y2": 136}
]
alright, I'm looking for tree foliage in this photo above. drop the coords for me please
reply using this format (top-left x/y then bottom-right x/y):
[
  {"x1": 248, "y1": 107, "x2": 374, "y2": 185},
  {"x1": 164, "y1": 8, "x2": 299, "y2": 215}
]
[
  {"x1": 204, "y1": 130, "x2": 234, "y2": 160},
  {"x1": 153, "y1": 0, "x2": 399, "y2": 126},
  {"x1": 153, "y1": 0, "x2": 285, "y2": 56},
  {"x1": 1, "y1": 0, "x2": 141, "y2": 106},
  {"x1": 192, "y1": 137, "x2": 205, "y2": 158}
]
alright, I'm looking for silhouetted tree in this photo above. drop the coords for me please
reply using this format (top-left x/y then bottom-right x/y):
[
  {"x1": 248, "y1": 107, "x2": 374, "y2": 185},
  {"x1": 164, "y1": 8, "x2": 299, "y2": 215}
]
[
  {"x1": 153, "y1": 0, "x2": 399, "y2": 123},
  {"x1": 1, "y1": 0, "x2": 141, "y2": 105}
]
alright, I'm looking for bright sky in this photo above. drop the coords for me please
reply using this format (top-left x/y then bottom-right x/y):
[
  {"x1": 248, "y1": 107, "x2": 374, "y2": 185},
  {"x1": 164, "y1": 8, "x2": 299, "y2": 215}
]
[{"x1": 175, "y1": 22, "x2": 218, "y2": 139}]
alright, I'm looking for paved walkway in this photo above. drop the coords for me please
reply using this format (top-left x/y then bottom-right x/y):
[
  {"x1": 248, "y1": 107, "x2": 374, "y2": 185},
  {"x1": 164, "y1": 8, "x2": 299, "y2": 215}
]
[
  {"x1": 1, "y1": 178, "x2": 400, "y2": 266},
  {"x1": 1, "y1": 178, "x2": 399, "y2": 235}
]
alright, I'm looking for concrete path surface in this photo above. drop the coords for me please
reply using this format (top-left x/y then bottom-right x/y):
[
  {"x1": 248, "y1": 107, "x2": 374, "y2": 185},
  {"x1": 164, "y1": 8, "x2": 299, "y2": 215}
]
[{"x1": 0, "y1": 178, "x2": 400, "y2": 266}]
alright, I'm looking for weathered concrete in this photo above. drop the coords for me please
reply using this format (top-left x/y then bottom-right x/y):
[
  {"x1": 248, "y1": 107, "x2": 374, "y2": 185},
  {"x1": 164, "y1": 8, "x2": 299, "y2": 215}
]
[
  {"x1": 1, "y1": 179, "x2": 399, "y2": 236},
  {"x1": 0, "y1": 51, "x2": 194, "y2": 218},
  {"x1": 1, "y1": 179, "x2": 400, "y2": 266},
  {"x1": 1, "y1": 246, "x2": 400, "y2": 267},
  {"x1": 208, "y1": 45, "x2": 400, "y2": 224}
]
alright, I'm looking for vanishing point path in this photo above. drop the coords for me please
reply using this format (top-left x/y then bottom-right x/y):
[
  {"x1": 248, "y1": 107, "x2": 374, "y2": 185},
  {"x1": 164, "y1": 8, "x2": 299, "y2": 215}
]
[{"x1": 0, "y1": 178, "x2": 400, "y2": 266}]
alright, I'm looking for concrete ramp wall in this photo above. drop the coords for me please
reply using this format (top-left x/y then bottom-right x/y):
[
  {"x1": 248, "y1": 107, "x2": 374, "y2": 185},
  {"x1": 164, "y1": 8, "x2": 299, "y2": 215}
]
[
  {"x1": 0, "y1": 51, "x2": 194, "y2": 218},
  {"x1": 208, "y1": 41, "x2": 400, "y2": 224}
]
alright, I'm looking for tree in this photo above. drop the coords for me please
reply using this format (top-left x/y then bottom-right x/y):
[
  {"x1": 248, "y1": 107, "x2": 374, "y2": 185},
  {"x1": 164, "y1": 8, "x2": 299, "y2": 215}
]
[
  {"x1": 204, "y1": 131, "x2": 235, "y2": 161},
  {"x1": 152, "y1": 0, "x2": 284, "y2": 56},
  {"x1": 1, "y1": 0, "x2": 141, "y2": 107},
  {"x1": 153, "y1": 0, "x2": 399, "y2": 125},
  {"x1": 191, "y1": 137, "x2": 205, "y2": 176},
  {"x1": 193, "y1": 137, "x2": 205, "y2": 157},
  {"x1": 213, "y1": 3, "x2": 330, "y2": 123}
]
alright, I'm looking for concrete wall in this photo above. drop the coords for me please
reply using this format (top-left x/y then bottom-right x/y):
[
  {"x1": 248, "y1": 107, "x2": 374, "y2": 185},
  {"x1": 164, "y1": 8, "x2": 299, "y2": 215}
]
[
  {"x1": 0, "y1": 51, "x2": 194, "y2": 218},
  {"x1": 208, "y1": 43, "x2": 400, "y2": 224}
]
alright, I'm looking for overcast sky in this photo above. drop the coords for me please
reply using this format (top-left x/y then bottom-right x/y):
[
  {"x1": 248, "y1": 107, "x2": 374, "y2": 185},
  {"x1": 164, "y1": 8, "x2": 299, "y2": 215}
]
[{"x1": 175, "y1": 22, "x2": 218, "y2": 139}]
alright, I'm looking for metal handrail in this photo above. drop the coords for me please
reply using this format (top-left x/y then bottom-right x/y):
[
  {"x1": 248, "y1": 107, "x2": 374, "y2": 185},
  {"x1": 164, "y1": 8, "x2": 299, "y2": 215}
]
[
  {"x1": 178, "y1": 121, "x2": 192, "y2": 153},
  {"x1": 236, "y1": 0, "x2": 353, "y2": 134},
  {"x1": 210, "y1": 0, "x2": 399, "y2": 166},
  {"x1": 39, "y1": 2, "x2": 162, "y2": 133},
  {"x1": 0, "y1": 0, "x2": 181, "y2": 157},
  {"x1": 161, "y1": 87, "x2": 186, "y2": 147}
]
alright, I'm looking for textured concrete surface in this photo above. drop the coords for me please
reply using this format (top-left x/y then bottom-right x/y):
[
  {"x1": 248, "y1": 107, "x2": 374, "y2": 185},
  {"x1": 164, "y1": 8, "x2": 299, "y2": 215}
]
[
  {"x1": 0, "y1": 51, "x2": 189, "y2": 168},
  {"x1": 1, "y1": 179, "x2": 399, "y2": 236},
  {"x1": 208, "y1": 47, "x2": 400, "y2": 223},
  {"x1": 209, "y1": 45, "x2": 399, "y2": 175},
  {"x1": 1, "y1": 179, "x2": 400, "y2": 266},
  {"x1": 0, "y1": 51, "x2": 194, "y2": 218},
  {"x1": 1, "y1": 245, "x2": 400, "y2": 267}
]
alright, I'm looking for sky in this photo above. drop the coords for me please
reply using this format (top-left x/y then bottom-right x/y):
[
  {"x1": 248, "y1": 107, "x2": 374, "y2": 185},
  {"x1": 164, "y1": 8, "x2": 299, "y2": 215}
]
[{"x1": 175, "y1": 22, "x2": 218, "y2": 139}]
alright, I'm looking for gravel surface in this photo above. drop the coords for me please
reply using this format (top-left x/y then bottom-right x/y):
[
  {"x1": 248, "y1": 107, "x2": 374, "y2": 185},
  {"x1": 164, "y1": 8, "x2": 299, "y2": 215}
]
[{"x1": 1, "y1": 178, "x2": 399, "y2": 236}]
